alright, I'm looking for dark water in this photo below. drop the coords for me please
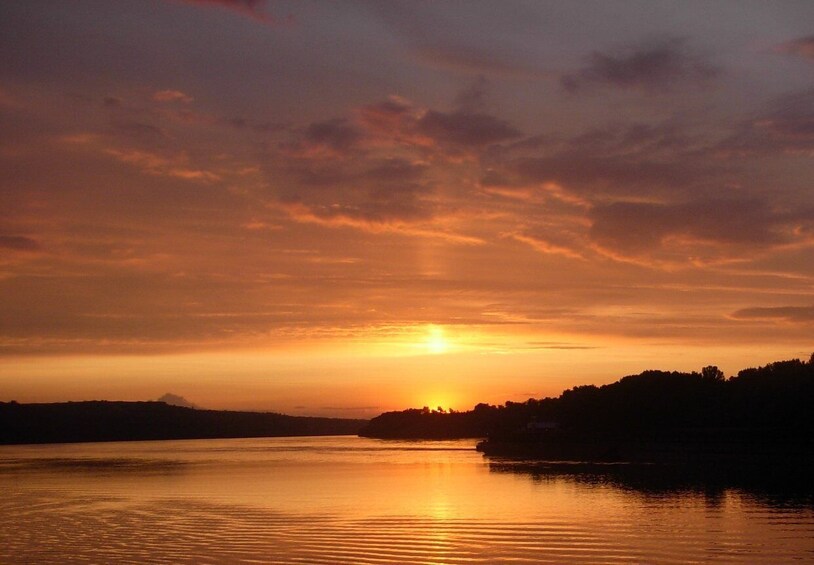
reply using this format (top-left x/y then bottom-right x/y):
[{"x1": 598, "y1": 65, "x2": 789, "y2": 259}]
[{"x1": 1, "y1": 436, "x2": 813, "y2": 563}]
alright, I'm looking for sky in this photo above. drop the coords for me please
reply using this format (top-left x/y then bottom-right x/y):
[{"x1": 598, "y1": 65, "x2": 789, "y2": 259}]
[{"x1": 2, "y1": 0, "x2": 814, "y2": 417}]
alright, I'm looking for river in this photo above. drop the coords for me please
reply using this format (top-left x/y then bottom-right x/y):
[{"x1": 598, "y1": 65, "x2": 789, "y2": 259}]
[{"x1": 1, "y1": 436, "x2": 813, "y2": 563}]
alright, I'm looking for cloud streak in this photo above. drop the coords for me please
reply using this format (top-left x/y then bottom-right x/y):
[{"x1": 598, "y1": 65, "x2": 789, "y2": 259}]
[
  {"x1": 731, "y1": 306, "x2": 814, "y2": 323},
  {"x1": 775, "y1": 35, "x2": 814, "y2": 60},
  {"x1": 177, "y1": 0, "x2": 293, "y2": 25},
  {"x1": 0, "y1": 235, "x2": 41, "y2": 252},
  {"x1": 562, "y1": 37, "x2": 719, "y2": 92},
  {"x1": 717, "y1": 89, "x2": 814, "y2": 157},
  {"x1": 153, "y1": 90, "x2": 194, "y2": 103},
  {"x1": 416, "y1": 110, "x2": 521, "y2": 147},
  {"x1": 589, "y1": 199, "x2": 784, "y2": 254}
]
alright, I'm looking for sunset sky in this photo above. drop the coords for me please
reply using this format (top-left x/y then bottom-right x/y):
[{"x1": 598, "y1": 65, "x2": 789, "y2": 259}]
[{"x1": 2, "y1": 1, "x2": 814, "y2": 417}]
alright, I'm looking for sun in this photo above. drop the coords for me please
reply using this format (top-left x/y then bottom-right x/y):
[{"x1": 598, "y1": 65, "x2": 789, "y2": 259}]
[{"x1": 425, "y1": 325, "x2": 449, "y2": 355}]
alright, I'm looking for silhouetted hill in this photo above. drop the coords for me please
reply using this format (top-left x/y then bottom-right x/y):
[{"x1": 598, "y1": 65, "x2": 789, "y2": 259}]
[
  {"x1": 359, "y1": 356, "x2": 814, "y2": 461},
  {"x1": 0, "y1": 401, "x2": 368, "y2": 445}
]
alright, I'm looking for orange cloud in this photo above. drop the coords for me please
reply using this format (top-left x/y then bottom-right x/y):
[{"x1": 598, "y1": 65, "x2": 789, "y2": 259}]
[
  {"x1": 276, "y1": 202, "x2": 484, "y2": 245},
  {"x1": 176, "y1": 0, "x2": 294, "y2": 26},
  {"x1": 775, "y1": 35, "x2": 814, "y2": 60},
  {"x1": 104, "y1": 148, "x2": 221, "y2": 182},
  {"x1": 152, "y1": 89, "x2": 194, "y2": 103},
  {"x1": 509, "y1": 233, "x2": 584, "y2": 260}
]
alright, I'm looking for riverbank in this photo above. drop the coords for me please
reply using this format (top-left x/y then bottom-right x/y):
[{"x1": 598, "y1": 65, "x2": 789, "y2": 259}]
[
  {"x1": 0, "y1": 401, "x2": 367, "y2": 444},
  {"x1": 475, "y1": 429, "x2": 814, "y2": 466}
]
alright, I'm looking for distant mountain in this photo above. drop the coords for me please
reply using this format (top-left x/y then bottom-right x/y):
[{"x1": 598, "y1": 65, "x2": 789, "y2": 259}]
[{"x1": 157, "y1": 393, "x2": 198, "y2": 409}]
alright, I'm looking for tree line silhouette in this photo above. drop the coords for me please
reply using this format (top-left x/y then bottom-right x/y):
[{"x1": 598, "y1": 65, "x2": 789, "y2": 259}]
[{"x1": 359, "y1": 355, "x2": 814, "y2": 445}]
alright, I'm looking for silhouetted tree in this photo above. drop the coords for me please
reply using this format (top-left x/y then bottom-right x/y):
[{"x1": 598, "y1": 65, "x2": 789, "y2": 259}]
[{"x1": 701, "y1": 365, "x2": 725, "y2": 382}]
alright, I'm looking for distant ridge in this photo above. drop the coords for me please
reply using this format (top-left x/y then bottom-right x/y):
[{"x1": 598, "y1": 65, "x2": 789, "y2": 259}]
[
  {"x1": 0, "y1": 401, "x2": 368, "y2": 445},
  {"x1": 156, "y1": 393, "x2": 198, "y2": 409}
]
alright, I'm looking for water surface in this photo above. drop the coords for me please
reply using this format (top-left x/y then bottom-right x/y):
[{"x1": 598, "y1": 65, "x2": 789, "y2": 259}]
[{"x1": 1, "y1": 436, "x2": 813, "y2": 563}]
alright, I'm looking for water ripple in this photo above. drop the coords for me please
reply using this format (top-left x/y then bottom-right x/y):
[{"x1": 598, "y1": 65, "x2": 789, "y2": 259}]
[
  {"x1": 2, "y1": 493, "x2": 813, "y2": 564},
  {"x1": 2, "y1": 437, "x2": 813, "y2": 564}
]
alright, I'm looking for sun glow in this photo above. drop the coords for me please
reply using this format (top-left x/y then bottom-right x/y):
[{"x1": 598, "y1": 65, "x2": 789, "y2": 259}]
[
  {"x1": 417, "y1": 394, "x2": 453, "y2": 412},
  {"x1": 425, "y1": 325, "x2": 449, "y2": 355}
]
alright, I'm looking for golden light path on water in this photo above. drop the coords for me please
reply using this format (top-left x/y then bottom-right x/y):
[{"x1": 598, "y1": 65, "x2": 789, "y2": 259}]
[{"x1": 1, "y1": 436, "x2": 813, "y2": 564}]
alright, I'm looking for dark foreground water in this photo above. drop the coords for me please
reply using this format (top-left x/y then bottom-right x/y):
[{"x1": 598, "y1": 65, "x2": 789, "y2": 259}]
[{"x1": 1, "y1": 436, "x2": 813, "y2": 564}]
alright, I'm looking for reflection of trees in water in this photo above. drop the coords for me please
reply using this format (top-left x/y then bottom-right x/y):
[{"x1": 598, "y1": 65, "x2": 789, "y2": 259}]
[{"x1": 487, "y1": 459, "x2": 814, "y2": 509}]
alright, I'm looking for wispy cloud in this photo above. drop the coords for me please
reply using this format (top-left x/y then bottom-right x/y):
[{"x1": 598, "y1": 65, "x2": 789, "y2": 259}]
[
  {"x1": 153, "y1": 90, "x2": 194, "y2": 103},
  {"x1": 730, "y1": 305, "x2": 814, "y2": 323},
  {"x1": 775, "y1": 35, "x2": 814, "y2": 60},
  {"x1": 283, "y1": 119, "x2": 364, "y2": 158},
  {"x1": 562, "y1": 37, "x2": 719, "y2": 92},
  {"x1": 177, "y1": 0, "x2": 293, "y2": 26},
  {"x1": 414, "y1": 46, "x2": 545, "y2": 78},
  {"x1": 105, "y1": 148, "x2": 222, "y2": 182},
  {"x1": 416, "y1": 110, "x2": 521, "y2": 147},
  {"x1": 276, "y1": 202, "x2": 484, "y2": 246},
  {"x1": 509, "y1": 233, "x2": 584, "y2": 260},
  {"x1": 717, "y1": 89, "x2": 814, "y2": 157},
  {"x1": 587, "y1": 198, "x2": 806, "y2": 265},
  {"x1": 0, "y1": 235, "x2": 41, "y2": 252}
]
